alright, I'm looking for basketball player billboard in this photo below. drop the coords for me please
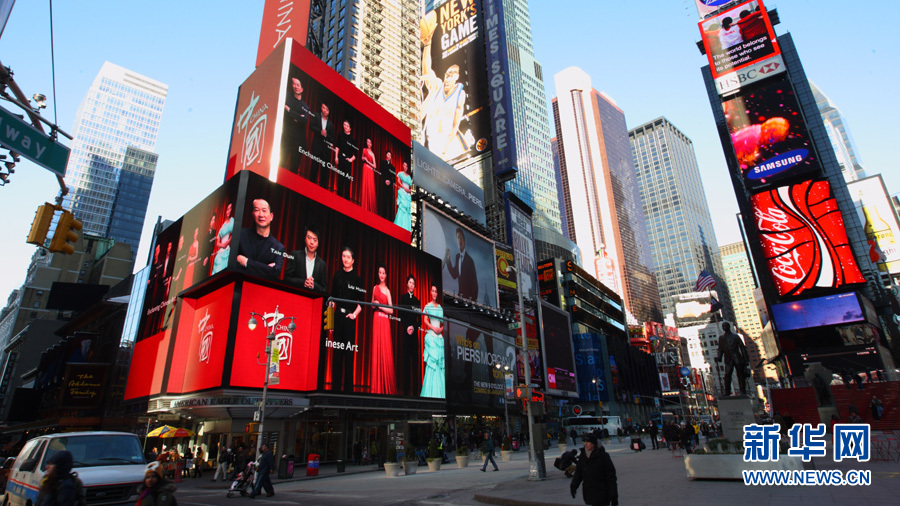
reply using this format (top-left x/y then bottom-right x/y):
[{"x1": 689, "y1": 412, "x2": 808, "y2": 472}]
[{"x1": 419, "y1": 0, "x2": 491, "y2": 167}]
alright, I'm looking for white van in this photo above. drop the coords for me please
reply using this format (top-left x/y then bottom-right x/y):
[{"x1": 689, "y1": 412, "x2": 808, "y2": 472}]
[{"x1": 2, "y1": 432, "x2": 146, "y2": 506}]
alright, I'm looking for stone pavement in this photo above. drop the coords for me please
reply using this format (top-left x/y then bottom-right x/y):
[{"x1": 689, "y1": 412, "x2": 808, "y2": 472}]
[{"x1": 174, "y1": 436, "x2": 900, "y2": 505}]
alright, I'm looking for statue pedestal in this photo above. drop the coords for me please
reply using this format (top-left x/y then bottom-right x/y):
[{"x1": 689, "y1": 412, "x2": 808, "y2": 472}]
[{"x1": 718, "y1": 396, "x2": 756, "y2": 441}]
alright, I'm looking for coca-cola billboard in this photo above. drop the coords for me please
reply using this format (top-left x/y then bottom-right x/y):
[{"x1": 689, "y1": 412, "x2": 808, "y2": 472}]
[{"x1": 750, "y1": 179, "x2": 865, "y2": 297}]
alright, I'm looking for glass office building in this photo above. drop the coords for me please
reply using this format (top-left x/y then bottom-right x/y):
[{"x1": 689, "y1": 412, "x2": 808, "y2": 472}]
[
  {"x1": 628, "y1": 117, "x2": 731, "y2": 319},
  {"x1": 59, "y1": 62, "x2": 167, "y2": 257}
]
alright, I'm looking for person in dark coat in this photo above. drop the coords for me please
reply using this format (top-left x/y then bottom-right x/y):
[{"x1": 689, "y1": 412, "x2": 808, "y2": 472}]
[
  {"x1": 249, "y1": 444, "x2": 275, "y2": 498},
  {"x1": 37, "y1": 451, "x2": 80, "y2": 506},
  {"x1": 570, "y1": 434, "x2": 617, "y2": 506},
  {"x1": 398, "y1": 275, "x2": 422, "y2": 395},
  {"x1": 648, "y1": 422, "x2": 659, "y2": 450}
]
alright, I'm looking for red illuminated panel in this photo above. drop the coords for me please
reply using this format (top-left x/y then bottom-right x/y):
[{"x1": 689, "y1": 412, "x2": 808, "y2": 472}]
[
  {"x1": 256, "y1": 0, "x2": 311, "y2": 67},
  {"x1": 230, "y1": 283, "x2": 322, "y2": 391},
  {"x1": 124, "y1": 328, "x2": 172, "y2": 400},
  {"x1": 225, "y1": 41, "x2": 286, "y2": 181},
  {"x1": 166, "y1": 284, "x2": 235, "y2": 394},
  {"x1": 751, "y1": 180, "x2": 866, "y2": 297}
]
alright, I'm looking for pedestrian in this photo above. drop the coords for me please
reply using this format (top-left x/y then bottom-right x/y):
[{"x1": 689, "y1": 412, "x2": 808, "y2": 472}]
[
  {"x1": 193, "y1": 446, "x2": 204, "y2": 478},
  {"x1": 36, "y1": 450, "x2": 83, "y2": 506},
  {"x1": 137, "y1": 466, "x2": 177, "y2": 506},
  {"x1": 570, "y1": 428, "x2": 578, "y2": 446},
  {"x1": 680, "y1": 422, "x2": 693, "y2": 453},
  {"x1": 213, "y1": 446, "x2": 229, "y2": 482},
  {"x1": 230, "y1": 446, "x2": 246, "y2": 481},
  {"x1": 480, "y1": 433, "x2": 499, "y2": 472},
  {"x1": 249, "y1": 444, "x2": 275, "y2": 498},
  {"x1": 182, "y1": 446, "x2": 193, "y2": 478},
  {"x1": 648, "y1": 422, "x2": 659, "y2": 450},
  {"x1": 870, "y1": 396, "x2": 884, "y2": 421},
  {"x1": 570, "y1": 434, "x2": 617, "y2": 506}
]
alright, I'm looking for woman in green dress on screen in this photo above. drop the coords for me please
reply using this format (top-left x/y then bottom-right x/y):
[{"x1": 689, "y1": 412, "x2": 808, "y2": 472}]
[
  {"x1": 420, "y1": 284, "x2": 444, "y2": 398},
  {"x1": 393, "y1": 162, "x2": 412, "y2": 231}
]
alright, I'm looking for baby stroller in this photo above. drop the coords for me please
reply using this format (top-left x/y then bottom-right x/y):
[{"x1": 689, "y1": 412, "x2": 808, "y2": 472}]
[{"x1": 226, "y1": 461, "x2": 257, "y2": 498}]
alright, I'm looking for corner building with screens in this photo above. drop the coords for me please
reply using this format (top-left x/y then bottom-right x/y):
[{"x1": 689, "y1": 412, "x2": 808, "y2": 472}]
[{"x1": 628, "y1": 117, "x2": 732, "y2": 321}]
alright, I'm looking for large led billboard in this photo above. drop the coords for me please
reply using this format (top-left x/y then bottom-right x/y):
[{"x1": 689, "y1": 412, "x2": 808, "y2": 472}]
[
  {"x1": 227, "y1": 40, "x2": 413, "y2": 242},
  {"x1": 237, "y1": 172, "x2": 441, "y2": 395},
  {"x1": 540, "y1": 301, "x2": 577, "y2": 398},
  {"x1": 481, "y1": 0, "x2": 519, "y2": 178},
  {"x1": 419, "y1": 0, "x2": 491, "y2": 167},
  {"x1": 771, "y1": 292, "x2": 864, "y2": 333},
  {"x1": 256, "y1": 2, "x2": 310, "y2": 67},
  {"x1": 573, "y1": 333, "x2": 608, "y2": 402},
  {"x1": 722, "y1": 76, "x2": 821, "y2": 189},
  {"x1": 750, "y1": 179, "x2": 866, "y2": 297},
  {"x1": 137, "y1": 178, "x2": 241, "y2": 341},
  {"x1": 127, "y1": 171, "x2": 442, "y2": 400},
  {"x1": 446, "y1": 321, "x2": 516, "y2": 411},
  {"x1": 507, "y1": 197, "x2": 537, "y2": 300},
  {"x1": 413, "y1": 141, "x2": 486, "y2": 226},
  {"x1": 422, "y1": 204, "x2": 498, "y2": 307},
  {"x1": 848, "y1": 175, "x2": 900, "y2": 274},
  {"x1": 699, "y1": 0, "x2": 779, "y2": 79}
]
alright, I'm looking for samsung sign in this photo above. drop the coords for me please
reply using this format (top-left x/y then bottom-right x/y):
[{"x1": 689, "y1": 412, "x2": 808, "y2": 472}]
[
  {"x1": 413, "y1": 141, "x2": 486, "y2": 226},
  {"x1": 716, "y1": 54, "x2": 785, "y2": 96},
  {"x1": 482, "y1": 0, "x2": 518, "y2": 180}
]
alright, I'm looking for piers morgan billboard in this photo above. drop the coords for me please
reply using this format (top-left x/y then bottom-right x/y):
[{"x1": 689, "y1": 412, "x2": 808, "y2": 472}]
[{"x1": 750, "y1": 179, "x2": 866, "y2": 298}]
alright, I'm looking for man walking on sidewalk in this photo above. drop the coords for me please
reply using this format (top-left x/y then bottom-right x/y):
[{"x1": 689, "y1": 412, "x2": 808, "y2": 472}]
[
  {"x1": 213, "y1": 447, "x2": 230, "y2": 482},
  {"x1": 480, "y1": 433, "x2": 499, "y2": 472},
  {"x1": 249, "y1": 444, "x2": 275, "y2": 498},
  {"x1": 571, "y1": 434, "x2": 617, "y2": 506}
]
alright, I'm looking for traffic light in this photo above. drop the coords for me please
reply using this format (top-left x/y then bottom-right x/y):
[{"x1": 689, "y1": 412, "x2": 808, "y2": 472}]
[
  {"x1": 324, "y1": 305, "x2": 335, "y2": 331},
  {"x1": 48, "y1": 211, "x2": 82, "y2": 254},
  {"x1": 27, "y1": 203, "x2": 57, "y2": 246}
]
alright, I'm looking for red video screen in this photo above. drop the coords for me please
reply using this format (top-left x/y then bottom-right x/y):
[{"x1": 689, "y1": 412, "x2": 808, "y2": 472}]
[{"x1": 699, "y1": 0, "x2": 779, "y2": 78}]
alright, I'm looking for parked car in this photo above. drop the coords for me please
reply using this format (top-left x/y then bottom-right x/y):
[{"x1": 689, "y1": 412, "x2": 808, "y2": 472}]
[
  {"x1": 0, "y1": 457, "x2": 14, "y2": 494},
  {"x1": 2, "y1": 431, "x2": 146, "y2": 506}
]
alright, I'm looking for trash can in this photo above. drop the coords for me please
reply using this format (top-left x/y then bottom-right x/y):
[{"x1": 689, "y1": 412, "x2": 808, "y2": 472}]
[
  {"x1": 278, "y1": 454, "x2": 295, "y2": 479},
  {"x1": 336, "y1": 460, "x2": 346, "y2": 473},
  {"x1": 306, "y1": 454, "x2": 319, "y2": 477}
]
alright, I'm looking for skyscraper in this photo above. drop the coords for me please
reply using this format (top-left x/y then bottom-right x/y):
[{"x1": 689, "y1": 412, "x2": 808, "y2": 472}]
[
  {"x1": 628, "y1": 117, "x2": 731, "y2": 319},
  {"x1": 60, "y1": 62, "x2": 167, "y2": 256},
  {"x1": 553, "y1": 67, "x2": 662, "y2": 324},
  {"x1": 810, "y1": 81, "x2": 866, "y2": 181},
  {"x1": 319, "y1": 0, "x2": 419, "y2": 132},
  {"x1": 498, "y1": 0, "x2": 561, "y2": 234}
]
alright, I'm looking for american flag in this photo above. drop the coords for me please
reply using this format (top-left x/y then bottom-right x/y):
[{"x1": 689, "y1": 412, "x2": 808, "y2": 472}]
[{"x1": 695, "y1": 270, "x2": 717, "y2": 291}]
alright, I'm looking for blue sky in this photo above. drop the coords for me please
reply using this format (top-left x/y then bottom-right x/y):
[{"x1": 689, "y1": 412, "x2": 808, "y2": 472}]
[{"x1": 0, "y1": 0, "x2": 897, "y2": 303}]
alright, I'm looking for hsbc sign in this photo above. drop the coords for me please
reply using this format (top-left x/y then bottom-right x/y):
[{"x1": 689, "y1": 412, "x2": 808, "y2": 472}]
[{"x1": 715, "y1": 55, "x2": 785, "y2": 96}]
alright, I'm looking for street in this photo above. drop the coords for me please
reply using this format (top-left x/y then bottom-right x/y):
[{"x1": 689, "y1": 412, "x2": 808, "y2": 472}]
[{"x1": 169, "y1": 438, "x2": 900, "y2": 505}]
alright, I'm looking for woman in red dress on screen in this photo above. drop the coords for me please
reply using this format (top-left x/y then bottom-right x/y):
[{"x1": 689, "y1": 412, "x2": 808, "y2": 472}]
[
  {"x1": 361, "y1": 138, "x2": 377, "y2": 213},
  {"x1": 370, "y1": 263, "x2": 396, "y2": 394}
]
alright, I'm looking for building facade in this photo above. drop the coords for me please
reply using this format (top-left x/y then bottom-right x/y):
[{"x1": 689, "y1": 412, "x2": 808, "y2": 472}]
[
  {"x1": 553, "y1": 67, "x2": 662, "y2": 325},
  {"x1": 58, "y1": 62, "x2": 166, "y2": 257},
  {"x1": 628, "y1": 117, "x2": 731, "y2": 320},
  {"x1": 320, "y1": 0, "x2": 419, "y2": 132}
]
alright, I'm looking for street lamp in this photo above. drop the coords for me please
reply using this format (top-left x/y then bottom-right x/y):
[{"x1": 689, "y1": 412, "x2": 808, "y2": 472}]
[
  {"x1": 248, "y1": 306, "x2": 296, "y2": 458},
  {"x1": 495, "y1": 363, "x2": 512, "y2": 440},
  {"x1": 506, "y1": 265, "x2": 542, "y2": 480}
]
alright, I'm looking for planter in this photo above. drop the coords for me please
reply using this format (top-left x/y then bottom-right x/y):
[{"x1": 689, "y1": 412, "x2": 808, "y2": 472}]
[
  {"x1": 383, "y1": 462, "x2": 401, "y2": 478},
  {"x1": 500, "y1": 450, "x2": 512, "y2": 462},
  {"x1": 426, "y1": 459, "x2": 442, "y2": 472},
  {"x1": 455, "y1": 456, "x2": 469, "y2": 468},
  {"x1": 684, "y1": 454, "x2": 803, "y2": 480},
  {"x1": 402, "y1": 461, "x2": 418, "y2": 475},
  {"x1": 557, "y1": 443, "x2": 568, "y2": 453}
]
